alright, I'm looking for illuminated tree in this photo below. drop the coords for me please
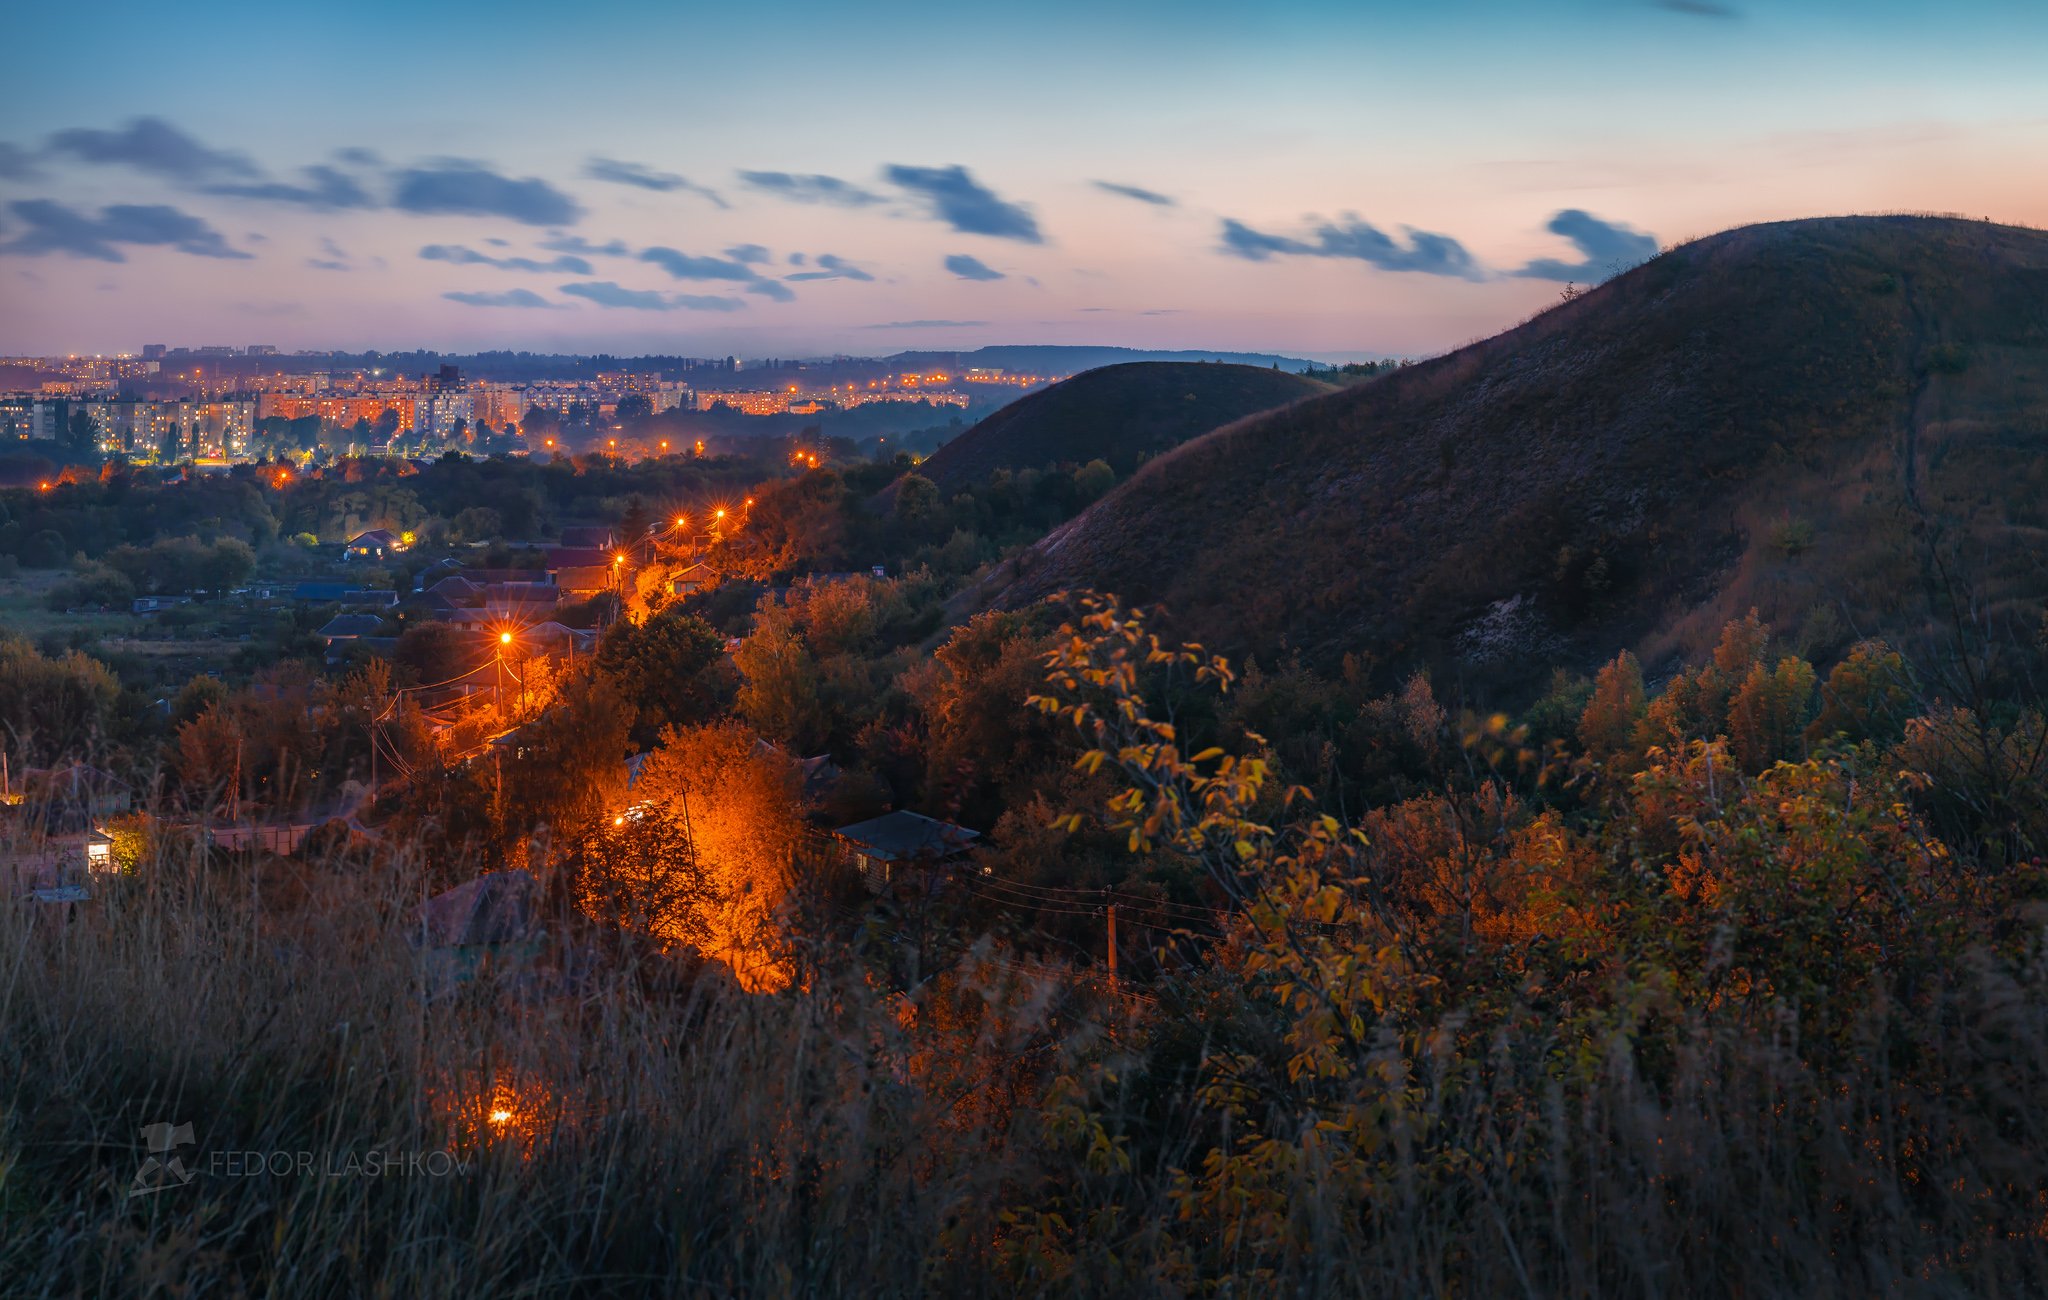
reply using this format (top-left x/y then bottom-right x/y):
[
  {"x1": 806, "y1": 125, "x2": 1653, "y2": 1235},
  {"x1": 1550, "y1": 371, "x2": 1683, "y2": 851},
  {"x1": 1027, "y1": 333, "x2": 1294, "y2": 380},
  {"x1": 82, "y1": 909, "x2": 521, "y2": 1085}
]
[{"x1": 633, "y1": 720, "x2": 805, "y2": 990}]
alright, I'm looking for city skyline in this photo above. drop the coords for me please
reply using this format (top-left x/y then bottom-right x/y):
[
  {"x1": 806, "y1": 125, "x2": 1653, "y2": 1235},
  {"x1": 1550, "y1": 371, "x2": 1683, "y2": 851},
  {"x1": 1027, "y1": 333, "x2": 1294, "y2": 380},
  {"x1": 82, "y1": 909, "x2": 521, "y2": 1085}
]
[{"x1": 3, "y1": 0, "x2": 2045, "y2": 358}]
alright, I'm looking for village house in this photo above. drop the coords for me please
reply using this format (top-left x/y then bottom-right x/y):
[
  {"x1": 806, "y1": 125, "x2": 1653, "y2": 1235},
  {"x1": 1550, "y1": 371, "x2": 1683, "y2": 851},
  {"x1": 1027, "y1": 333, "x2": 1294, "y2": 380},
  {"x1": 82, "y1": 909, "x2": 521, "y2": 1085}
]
[
  {"x1": 833, "y1": 810, "x2": 979, "y2": 892},
  {"x1": 345, "y1": 528, "x2": 406, "y2": 560}
]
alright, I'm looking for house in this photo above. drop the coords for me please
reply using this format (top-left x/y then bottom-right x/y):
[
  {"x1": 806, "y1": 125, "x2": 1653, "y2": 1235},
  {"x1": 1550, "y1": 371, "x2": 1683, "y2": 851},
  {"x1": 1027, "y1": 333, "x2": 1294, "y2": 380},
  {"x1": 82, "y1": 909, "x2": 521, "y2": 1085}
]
[
  {"x1": 833, "y1": 810, "x2": 979, "y2": 892},
  {"x1": 670, "y1": 560, "x2": 717, "y2": 597},
  {"x1": 345, "y1": 528, "x2": 405, "y2": 560},
  {"x1": 411, "y1": 869, "x2": 545, "y2": 994},
  {"x1": 131, "y1": 595, "x2": 193, "y2": 614},
  {"x1": 517, "y1": 621, "x2": 600, "y2": 655},
  {"x1": 557, "y1": 525, "x2": 617, "y2": 550},
  {"x1": 546, "y1": 546, "x2": 619, "y2": 596},
  {"x1": 293, "y1": 582, "x2": 399, "y2": 608},
  {"x1": 318, "y1": 613, "x2": 385, "y2": 649}
]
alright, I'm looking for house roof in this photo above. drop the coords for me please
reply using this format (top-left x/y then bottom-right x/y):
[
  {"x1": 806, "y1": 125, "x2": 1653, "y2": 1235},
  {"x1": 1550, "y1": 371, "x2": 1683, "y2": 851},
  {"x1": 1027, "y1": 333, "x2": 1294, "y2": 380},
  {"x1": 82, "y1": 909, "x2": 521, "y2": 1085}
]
[
  {"x1": 348, "y1": 529, "x2": 401, "y2": 547},
  {"x1": 427, "y1": 575, "x2": 483, "y2": 599},
  {"x1": 834, "y1": 810, "x2": 978, "y2": 863},
  {"x1": 319, "y1": 613, "x2": 385, "y2": 638},
  {"x1": 557, "y1": 525, "x2": 615, "y2": 549},
  {"x1": 412, "y1": 869, "x2": 539, "y2": 947},
  {"x1": 294, "y1": 582, "x2": 397, "y2": 605},
  {"x1": 546, "y1": 547, "x2": 615, "y2": 569}
]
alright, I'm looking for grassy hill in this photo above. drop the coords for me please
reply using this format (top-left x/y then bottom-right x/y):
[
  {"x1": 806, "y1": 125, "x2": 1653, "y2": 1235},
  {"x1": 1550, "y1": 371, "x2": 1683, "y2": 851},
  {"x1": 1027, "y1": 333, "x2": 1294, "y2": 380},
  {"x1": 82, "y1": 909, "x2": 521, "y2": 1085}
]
[
  {"x1": 887, "y1": 362, "x2": 1330, "y2": 499},
  {"x1": 980, "y1": 216, "x2": 2048, "y2": 693}
]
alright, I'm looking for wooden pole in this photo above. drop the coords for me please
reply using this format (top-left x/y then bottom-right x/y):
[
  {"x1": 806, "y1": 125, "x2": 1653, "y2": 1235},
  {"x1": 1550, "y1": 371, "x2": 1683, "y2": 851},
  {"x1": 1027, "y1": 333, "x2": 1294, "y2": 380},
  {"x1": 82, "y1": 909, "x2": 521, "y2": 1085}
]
[{"x1": 1106, "y1": 903, "x2": 1118, "y2": 984}]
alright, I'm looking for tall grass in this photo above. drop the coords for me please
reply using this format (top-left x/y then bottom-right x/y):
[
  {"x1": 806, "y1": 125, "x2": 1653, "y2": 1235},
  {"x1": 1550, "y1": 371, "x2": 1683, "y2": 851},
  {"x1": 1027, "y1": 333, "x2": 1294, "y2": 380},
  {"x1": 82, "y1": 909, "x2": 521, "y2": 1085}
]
[{"x1": 5, "y1": 821, "x2": 2047, "y2": 1295}]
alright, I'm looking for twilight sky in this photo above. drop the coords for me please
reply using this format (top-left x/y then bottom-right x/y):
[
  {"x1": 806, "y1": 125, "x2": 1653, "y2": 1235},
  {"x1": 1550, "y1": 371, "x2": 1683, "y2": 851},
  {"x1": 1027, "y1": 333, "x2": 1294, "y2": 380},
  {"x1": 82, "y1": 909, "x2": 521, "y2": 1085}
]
[{"x1": 2, "y1": 0, "x2": 2043, "y2": 360}]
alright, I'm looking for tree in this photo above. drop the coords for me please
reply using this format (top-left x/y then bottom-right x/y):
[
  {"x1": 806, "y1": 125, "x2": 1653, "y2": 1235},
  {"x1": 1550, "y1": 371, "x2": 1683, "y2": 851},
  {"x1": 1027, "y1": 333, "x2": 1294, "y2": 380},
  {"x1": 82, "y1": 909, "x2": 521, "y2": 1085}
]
[
  {"x1": 373, "y1": 408, "x2": 402, "y2": 443},
  {"x1": 615, "y1": 394, "x2": 653, "y2": 423},
  {"x1": 595, "y1": 605, "x2": 729, "y2": 744},
  {"x1": 65, "y1": 408, "x2": 101, "y2": 460},
  {"x1": 734, "y1": 612, "x2": 827, "y2": 752},
  {"x1": 894, "y1": 472, "x2": 941, "y2": 522},
  {"x1": 1073, "y1": 458, "x2": 1115, "y2": 500},
  {"x1": 633, "y1": 720, "x2": 806, "y2": 990},
  {"x1": 561, "y1": 799, "x2": 717, "y2": 952},
  {"x1": 1578, "y1": 650, "x2": 1646, "y2": 767},
  {"x1": 159, "y1": 422, "x2": 183, "y2": 463}
]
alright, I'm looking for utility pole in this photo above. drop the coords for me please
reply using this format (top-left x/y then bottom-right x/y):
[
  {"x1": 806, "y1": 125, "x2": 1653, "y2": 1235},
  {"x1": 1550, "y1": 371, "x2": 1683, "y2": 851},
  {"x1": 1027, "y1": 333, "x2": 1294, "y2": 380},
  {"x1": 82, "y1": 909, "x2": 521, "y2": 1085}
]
[{"x1": 1106, "y1": 903, "x2": 1118, "y2": 985}]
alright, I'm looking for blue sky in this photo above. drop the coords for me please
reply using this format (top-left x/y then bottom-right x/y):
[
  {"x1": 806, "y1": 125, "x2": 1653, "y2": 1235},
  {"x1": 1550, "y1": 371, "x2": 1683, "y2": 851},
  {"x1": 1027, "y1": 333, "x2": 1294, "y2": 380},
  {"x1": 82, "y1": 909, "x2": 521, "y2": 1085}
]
[{"x1": 2, "y1": 0, "x2": 2043, "y2": 358}]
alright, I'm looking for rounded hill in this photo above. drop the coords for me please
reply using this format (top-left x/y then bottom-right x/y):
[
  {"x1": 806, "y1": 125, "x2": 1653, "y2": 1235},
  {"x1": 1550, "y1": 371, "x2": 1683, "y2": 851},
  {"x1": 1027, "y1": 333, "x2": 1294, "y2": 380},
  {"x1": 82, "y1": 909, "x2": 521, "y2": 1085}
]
[
  {"x1": 981, "y1": 216, "x2": 2048, "y2": 692},
  {"x1": 889, "y1": 361, "x2": 1330, "y2": 499}
]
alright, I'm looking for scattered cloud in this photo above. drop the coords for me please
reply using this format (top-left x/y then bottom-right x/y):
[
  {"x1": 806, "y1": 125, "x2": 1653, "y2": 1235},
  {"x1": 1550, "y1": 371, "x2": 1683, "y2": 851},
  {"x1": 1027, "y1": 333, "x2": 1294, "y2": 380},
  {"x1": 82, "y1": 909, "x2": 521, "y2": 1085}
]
[
  {"x1": 1092, "y1": 180, "x2": 1175, "y2": 207},
  {"x1": 944, "y1": 253, "x2": 1005, "y2": 281},
  {"x1": 885, "y1": 164, "x2": 1042, "y2": 242},
  {"x1": 392, "y1": 160, "x2": 582, "y2": 225},
  {"x1": 333, "y1": 146, "x2": 383, "y2": 167},
  {"x1": 305, "y1": 237, "x2": 352, "y2": 271},
  {"x1": 421, "y1": 242, "x2": 593, "y2": 273},
  {"x1": 584, "y1": 156, "x2": 728, "y2": 207},
  {"x1": 724, "y1": 243, "x2": 772, "y2": 264},
  {"x1": 0, "y1": 199, "x2": 250, "y2": 261},
  {"x1": 444, "y1": 288, "x2": 558, "y2": 308},
  {"x1": 785, "y1": 253, "x2": 874, "y2": 282},
  {"x1": 639, "y1": 246, "x2": 760, "y2": 281},
  {"x1": 559, "y1": 280, "x2": 746, "y2": 311},
  {"x1": 45, "y1": 116, "x2": 256, "y2": 181},
  {"x1": 747, "y1": 279, "x2": 796, "y2": 302},
  {"x1": 1653, "y1": 0, "x2": 1739, "y2": 17},
  {"x1": 205, "y1": 164, "x2": 377, "y2": 210},
  {"x1": 0, "y1": 142, "x2": 40, "y2": 181},
  {"x1": 1513, "y1": 209, "x2": 1659, "y2": 281},
  {"x1": 1219, "y1": 215, "x2": 1482, "y2": 278},
  {"x1": 738, "y1": 170, "x2": 886, "y2": 207},
  {"x1": 541, "y1": 233, "x2": 629, "y2": 258},
  {"x1": 859, "y1": 319, "x2": 988, "y2": 329}
]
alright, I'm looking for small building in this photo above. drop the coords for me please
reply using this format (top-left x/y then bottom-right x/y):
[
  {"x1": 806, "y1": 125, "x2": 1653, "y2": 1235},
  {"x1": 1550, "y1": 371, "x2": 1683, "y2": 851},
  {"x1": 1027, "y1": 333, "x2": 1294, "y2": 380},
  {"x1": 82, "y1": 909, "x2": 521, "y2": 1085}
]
[
  {"x1": 293, "y1": 582, "x2": 399, "y2": 608},
  {"x1": 670, "y1": 561, "x2": 717, "y2": 597},
  {"x1": 833, "y1": 810, "x2": 979, "y2": 892},
  {"x1": 318, "y1": 613, "x2": 385, "y2": 649},
  {"x1": 345, "y1": 528, "x2": 405, "y2": 560},
  {"x1": 557, "y1": 525, "x2": 617, "y2": 550}
]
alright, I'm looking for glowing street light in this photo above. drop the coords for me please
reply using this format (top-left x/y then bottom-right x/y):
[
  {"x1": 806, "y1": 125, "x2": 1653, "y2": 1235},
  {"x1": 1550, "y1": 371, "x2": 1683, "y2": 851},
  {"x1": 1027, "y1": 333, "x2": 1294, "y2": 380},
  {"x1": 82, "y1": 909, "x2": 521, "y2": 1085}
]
[{"x1": 499, "y1": 631, "x2": 513, "y2": 646}]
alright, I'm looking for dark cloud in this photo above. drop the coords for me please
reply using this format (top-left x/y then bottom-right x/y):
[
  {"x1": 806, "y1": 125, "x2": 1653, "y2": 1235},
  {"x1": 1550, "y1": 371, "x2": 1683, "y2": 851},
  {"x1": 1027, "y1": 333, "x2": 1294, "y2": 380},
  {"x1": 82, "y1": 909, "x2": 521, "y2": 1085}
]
[
  {"x1": 0, "y1": 199, "x2": 250, "y2": 261},
  {"x1": 1092, "y1": 180, "x2": 1175, "y2": 207},
  {"x1": 391, "y1": 160, "x2": 582, "y2": 226},
  {"x1": 747, "y1": 279, "x2": 796, "y2": 302},
  {"x1": 639, "y1": 246, "x2": 760, "y2": 281},
  {"x1": 45, "y1": 116, "x2": 257, "y2": 181},
  {"x1": 785, "y1": 253, "x2": 874, "y2": 283},
  {"x1": 421, "y1": 243, "x2": 593, "y2": 274},
  {"x1": 444, "y1": 288, "x2": 557, "y2": 308},
  {"x1": 584, "y1": 157, "x2": 728, "y2": 207},
  {"x1": 885, "y1": 164, "x2": 1042, "y2": 242},
  {"x1": 559, "y1": 280, "x2": 746, "y2": 311},
  {"x1": 0, "y1": 142, "x2": 40, "y2": 180},
  {"x1": 541, "y1": 234, "x2": 629, "y2": 258},
  {"x1": 334, "y1": 146, "x2": 383, "y2": 167},
  {"x1": 1219, "y1": 215, "x2": 1482, "y2": 278},
  {"x1": 205, "y1": 164, "x2": 376, "y2": 210},
  {"x1": 859, "y1": 319, "x2": 988, "y2": 329},
  {"x1": 1514, "y1": 209, "x2": 1659, "y2": 281},
  {"x1": 724, "y1": 243, "x2": 772, "y2": 264},
  {"x1": 944, "y1": 253, "x2": 1005, "y2": 281},
  {"x1": 1654, "y1": 0, "x2": 1739, "y2": 16},
  {"x1": 738, "y1": 170, "x2": 886, "y2": 207}
]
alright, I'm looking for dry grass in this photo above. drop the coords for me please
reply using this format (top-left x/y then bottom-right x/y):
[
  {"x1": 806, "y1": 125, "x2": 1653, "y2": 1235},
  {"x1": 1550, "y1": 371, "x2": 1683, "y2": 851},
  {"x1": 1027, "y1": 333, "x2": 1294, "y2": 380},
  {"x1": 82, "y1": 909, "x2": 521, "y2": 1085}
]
[{"x1": 6, "y1": 818, "x2": 2048, "y2": 1296}]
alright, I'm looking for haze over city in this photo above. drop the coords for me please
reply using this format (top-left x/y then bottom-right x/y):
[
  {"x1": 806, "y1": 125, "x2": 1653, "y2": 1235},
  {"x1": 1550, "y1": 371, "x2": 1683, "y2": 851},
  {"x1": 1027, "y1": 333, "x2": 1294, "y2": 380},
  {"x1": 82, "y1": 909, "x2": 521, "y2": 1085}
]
[{"x1": 5, "y1": 0, "x2": 2045, "y2": 358}]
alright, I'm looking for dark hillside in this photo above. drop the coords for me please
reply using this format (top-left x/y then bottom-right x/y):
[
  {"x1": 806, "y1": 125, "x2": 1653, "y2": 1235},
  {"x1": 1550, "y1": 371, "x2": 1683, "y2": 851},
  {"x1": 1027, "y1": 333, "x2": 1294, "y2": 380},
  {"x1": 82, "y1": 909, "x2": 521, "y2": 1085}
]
[
  {"x1": 886, "y1": 362, "x2": 1330, "y2": 499},
  {"x1": 980, "y1": 216, "x2": 2048, "y2": 692}
]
